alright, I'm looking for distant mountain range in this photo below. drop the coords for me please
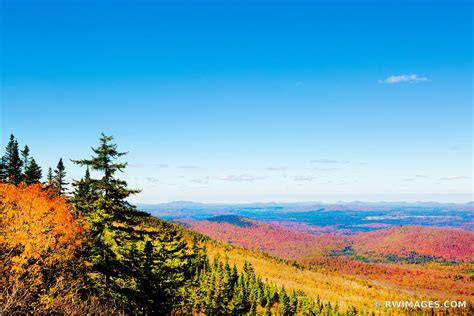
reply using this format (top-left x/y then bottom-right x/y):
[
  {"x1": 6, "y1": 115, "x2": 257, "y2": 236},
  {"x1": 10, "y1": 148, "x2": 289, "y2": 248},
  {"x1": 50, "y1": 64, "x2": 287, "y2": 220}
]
[
  {"x1": 139, "y1": 200, "x2": 474, "y2": 211},
  {"x1": 139, "y1": 199, "x2": 474, "y2": 234}
]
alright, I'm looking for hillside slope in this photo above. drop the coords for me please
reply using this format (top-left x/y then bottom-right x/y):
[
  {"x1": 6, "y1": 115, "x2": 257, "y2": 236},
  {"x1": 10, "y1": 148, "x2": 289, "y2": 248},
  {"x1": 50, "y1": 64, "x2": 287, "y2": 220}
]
[
  {"x1": 180, "y1": 215, "x2": 348, "y2": 260},
  {"x1": 204, "y1": 241, "x2": 412, "y2": 313},
  {"x1": 181, "y1": 216, "x2": 474, "y2": 305},
  {"x1": 353, "y1": 225, "x2": 474, "y2": 262}
]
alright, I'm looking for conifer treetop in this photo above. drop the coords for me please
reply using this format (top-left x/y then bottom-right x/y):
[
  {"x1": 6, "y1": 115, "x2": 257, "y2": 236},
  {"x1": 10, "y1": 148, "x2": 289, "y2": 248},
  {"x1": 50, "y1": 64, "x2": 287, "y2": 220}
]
[{"x1": 73, "y1": 133, "x2": 128, "y2": 180}]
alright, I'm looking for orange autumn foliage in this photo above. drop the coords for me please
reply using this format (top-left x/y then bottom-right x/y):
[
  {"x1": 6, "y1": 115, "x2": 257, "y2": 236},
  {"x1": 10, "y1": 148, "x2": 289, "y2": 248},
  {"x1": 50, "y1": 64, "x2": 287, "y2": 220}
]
[{"x1": 0, "y1": 183, "x2": 85, "y2": 312}]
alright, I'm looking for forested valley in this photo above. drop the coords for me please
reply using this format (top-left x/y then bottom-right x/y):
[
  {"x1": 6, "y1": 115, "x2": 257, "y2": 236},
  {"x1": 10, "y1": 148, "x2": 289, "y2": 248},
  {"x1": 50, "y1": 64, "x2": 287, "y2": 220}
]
[{"x1": 1, "y1": 134, "x2": 363, "y2": 315}]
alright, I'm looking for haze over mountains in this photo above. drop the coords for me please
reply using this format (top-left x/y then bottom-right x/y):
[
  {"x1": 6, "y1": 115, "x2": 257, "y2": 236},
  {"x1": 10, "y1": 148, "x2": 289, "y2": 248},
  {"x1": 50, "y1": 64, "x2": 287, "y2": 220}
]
[
  {"x1": 140, "y1": 200, "x2": 474, "y2": 233},
  {"x1": 141, "y1": 200, "x2": 474, "y2": 209}
]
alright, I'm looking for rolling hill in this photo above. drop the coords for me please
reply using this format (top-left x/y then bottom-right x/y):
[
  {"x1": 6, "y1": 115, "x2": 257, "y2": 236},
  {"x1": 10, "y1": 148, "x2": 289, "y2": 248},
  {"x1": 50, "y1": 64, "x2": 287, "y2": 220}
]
[
  {"x1": 353, "y1": 225, "x2": 474, "y2": 262},
  {"x1": 180, "y1": 216, "x2": 474, "y2": 304}
]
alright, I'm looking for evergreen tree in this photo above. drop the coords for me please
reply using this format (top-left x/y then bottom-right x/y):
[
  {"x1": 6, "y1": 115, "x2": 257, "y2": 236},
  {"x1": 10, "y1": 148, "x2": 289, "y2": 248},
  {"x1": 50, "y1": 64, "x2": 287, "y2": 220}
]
[
  {"x1": 135, "y1": 240, "x2": 155, "y2": 312},
  {"x1": 289, "y1": 289, "x2": 298, "y2": 315},
  {"x1": 47, "y1": 167, "x2": 53, "y2": 180},
  {"x1": 72, "y1": 134, "x2": 140, "y2": 299},
  {"x1": 21, "y1": 145, "x2": 30, "y2": 174},
  {"x1": 0, "y1": 156, "x2": 6, "y2": 182},
  {"x1": 53, "y1": 158, "x2": 68, "y2": 195},
  {"x1": 24, "y1": 158, "x2": 42, "y2": 184},
  {"x1": 47, "y1": 167, "x2": 53, "y2": 182},
  {"x1": 279, "y1": 288, "x2": 291, "y2": 316},
  {"x1": 264, "y1": 300, "x2": 272, "y2": 316},
  {"x1": 71, "y1": 167, "x2": 94, "y2": 207},
  {"x1": 230, "y1": 284, "x2": 246, "y2": 314},
  {"x1": 4, "y1": 134, "x2": 23, "y2": 184},
  {"x1": 248, "y1": 302, "x2": 257, "y2": 315},
  {"x1": 136, "y1": 225, "x2": 194, "y2": 314}
]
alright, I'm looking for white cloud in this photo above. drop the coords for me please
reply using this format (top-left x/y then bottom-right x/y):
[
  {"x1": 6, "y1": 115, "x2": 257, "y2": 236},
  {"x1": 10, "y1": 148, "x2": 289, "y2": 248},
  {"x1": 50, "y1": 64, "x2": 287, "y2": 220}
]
[
  {"x1": 313, "y1": 167, "x2": 339, "y2": 171},
  {"x1": 218, "y1": 175, "x2": 266, "y2": 182},
  {"x1": 189, "y1": 177, "x2": 210, "y2": 184},
  {"x1": 293, "y1": 176, "x2": 315, "y2": 182},
  {"x1": 129, "y1": 163, "x2": 169, "y2": 168},
  {"x1": 266, "y1": 166, "x2": 287, "y2": 171},
  {"x1": 146, "y1": 177, "x2": 160, "y2": 183},
  {"x1": 380, "y1": 74, "x2": 429, "y2": 84},
  {"x1": 178, "y1": 165, "x2": 198, "y2": 169},
  {"x1": 439, "y1": 176, "x2": 471, "y2": 181}
]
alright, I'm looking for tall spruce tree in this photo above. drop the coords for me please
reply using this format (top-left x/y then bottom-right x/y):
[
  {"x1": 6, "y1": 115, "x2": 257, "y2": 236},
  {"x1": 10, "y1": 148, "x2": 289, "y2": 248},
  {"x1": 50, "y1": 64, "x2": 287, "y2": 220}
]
[
  {"x1": 279, "y1": 288, "x2": 291, "y2": 316},
  {"x1": 264, "y1": 300, "x2": 272, "y2": 316},
  {"x1": 131, "y1": 232, "x2": 192, "y2": 314},
  {"x1": 4, "y1": 134, "x2": 23, "y2": 184},
  {"x1": 72, "y1": 134, "x2": 202, "y2": 313},
  {"x1": 24, "y1": 158, "x2": 42, "y2": 184},
  {"x1": 0, "y1": 156, "x2": 6, "y2": 181},
  {"x1": 47, "y1": 167, "x2": 53, "y2": 183},
  {"x1": 53, "y1": 158, "x2": 68, "y2": 195},
  {"x1": 71, "y1": 167, "x2": 93, "y2": 204},
  {"x1": 21, "y1": 145, "x2": 30, "y2": 174},
  {"x1": 72, "y1": 134, "x2": 142, "y2": 299}
]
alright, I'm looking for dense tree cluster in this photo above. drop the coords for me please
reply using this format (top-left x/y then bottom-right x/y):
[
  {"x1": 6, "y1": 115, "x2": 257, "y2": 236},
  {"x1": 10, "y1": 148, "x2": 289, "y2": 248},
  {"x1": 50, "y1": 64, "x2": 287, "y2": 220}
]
[
  {"x1": 187, "y1": 257, "x2": 355, "y2": 315},
  {"x1": 0, "y1": 134, "x2": 65, "y2": 195}
]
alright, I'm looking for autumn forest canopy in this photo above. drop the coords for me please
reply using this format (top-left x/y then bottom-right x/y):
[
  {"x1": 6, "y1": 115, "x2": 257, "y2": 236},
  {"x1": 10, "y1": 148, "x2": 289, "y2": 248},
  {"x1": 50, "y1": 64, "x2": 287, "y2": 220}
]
[{"x1": 1, "y1": 133, "x2": 365, "y2": 315}]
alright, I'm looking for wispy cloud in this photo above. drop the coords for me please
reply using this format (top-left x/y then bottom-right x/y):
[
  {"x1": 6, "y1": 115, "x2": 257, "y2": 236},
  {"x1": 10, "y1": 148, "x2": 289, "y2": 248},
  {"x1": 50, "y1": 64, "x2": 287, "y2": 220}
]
[
  {"x1": 439, "y1": 176, "x2": 471, "y2": 181},
  {"x1": 178, "y1": 165, "x2": 198, "y2": 169},
  {"x1": 218, "y1": 175, "x2": 266, "y2": 182},
  {"x1": 293, "y1": 176, "x2": 315, "y2": 182},
  {"x1": 146, "y1": 177, "x2": 160, "y2": 183},
  {"x1": 129, "y1": 163, "x2": 169, "y2": 168},
  {"x1": 313, "y1": 167, "x2": 339, "y2": 172},
  {"x1": 128, "y1": 163, "x2": 145, "y2": 168},
  {"x1": 189, "y1": 177, "x2": 210, "y2": 184},
  {"x1": 310, "y1": 159, "x2": 350, "y2": 164},
  {"x1": 415, "y1": 175, "x2": 429, "y2": 178},
  {"x1": 380, "y1": 74, "x2": 429, "y2": 84},
  {"x1": 266, "y1": 166, "x2": 287, "y2": 171}
]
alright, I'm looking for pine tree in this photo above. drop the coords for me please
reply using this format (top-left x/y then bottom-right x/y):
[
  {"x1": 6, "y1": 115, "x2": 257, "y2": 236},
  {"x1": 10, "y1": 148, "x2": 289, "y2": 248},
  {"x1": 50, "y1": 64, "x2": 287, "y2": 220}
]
[
  {"x1": 71, "y1": 134, "x2": 153, "y2": 302},
  {"x1": 24, "y1": 158, "x2": 42, "y2": 184},
  {"x1": 229, "y1": 279, "x2": 245, "y2": 314},
  {"x1": 131, "y1": 228, "x2": 193, "y2": 314},
  {"x1": 129, "y1": 240, "x2": 159, "y2": 314},
  {"x1": 0, "y1": 156, "x2": 6, "y2": 182},
  {"x1": 71, "y1": 167, "x2": 94, "y2": 208},
  {"x1": 47, "y1": 167, "x2": 53, "y2": 182},
  {"x1": 4, "y1": 134, "x2": 23, "y2": 184},
  {"x1": 53, "y1": 158, "x2": 68, "y2": 195},
  {"x1": 248, "y1": 302, "x2": 257, "y2": 315},
  {"x1": 21, "y1": 145, "x2": 30, "y2": 174},
  {"x1": 279, "y1": 288, "x2": 291, "y2": 316},
  {"x1": 264, "y1": 300, "x2": 272, "y2": 316},
  {"x1": 289, "y1": 289, "x2": 298, "y2": 315},
  {"x1": 47, "y1": 167, "x2": 52, "y2": 181}
]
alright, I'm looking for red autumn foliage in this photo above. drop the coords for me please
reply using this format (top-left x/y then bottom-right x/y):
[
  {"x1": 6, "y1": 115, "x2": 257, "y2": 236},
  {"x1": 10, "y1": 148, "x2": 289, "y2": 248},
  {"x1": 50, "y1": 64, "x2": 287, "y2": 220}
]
[{"x1": 352, "y1": 225, "x2": 474, "y2": 262}]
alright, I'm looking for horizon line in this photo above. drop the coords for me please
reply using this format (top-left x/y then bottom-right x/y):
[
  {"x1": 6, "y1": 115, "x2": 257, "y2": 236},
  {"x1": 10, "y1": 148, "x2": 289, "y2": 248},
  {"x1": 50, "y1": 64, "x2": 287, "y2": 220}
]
[{"x1": 135, "y1": 199, "x2": 474, "y2": 206}]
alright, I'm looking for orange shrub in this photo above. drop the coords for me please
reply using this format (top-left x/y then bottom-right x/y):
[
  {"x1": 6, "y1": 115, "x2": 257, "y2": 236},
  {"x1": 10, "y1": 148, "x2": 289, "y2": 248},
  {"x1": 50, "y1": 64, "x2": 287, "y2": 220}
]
[{"x1": 0, "y1": 183, "x2": 85, "y2": 312}]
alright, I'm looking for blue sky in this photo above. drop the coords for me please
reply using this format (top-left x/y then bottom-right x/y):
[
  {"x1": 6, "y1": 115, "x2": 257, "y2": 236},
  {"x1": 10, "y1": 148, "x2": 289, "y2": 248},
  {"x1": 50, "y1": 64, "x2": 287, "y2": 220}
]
[{"x1": 1, "y1": 0, "x2": 472, "y2": 203}]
